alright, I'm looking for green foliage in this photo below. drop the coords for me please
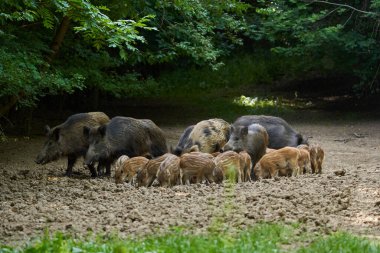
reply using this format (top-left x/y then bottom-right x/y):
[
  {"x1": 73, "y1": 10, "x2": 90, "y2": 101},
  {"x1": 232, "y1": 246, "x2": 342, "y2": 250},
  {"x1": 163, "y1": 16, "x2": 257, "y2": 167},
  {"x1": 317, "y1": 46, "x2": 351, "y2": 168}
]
[
  {"x1": 0, "y1": 34, "x2": 85, "y2": 108},
  {"x1": 252, "y1": 0, "x2": 380, "y2": 96},
  {"x1": 0, "y1": 0, "x2": 251, "y2": 113},
  {"x1": 0, "y1": 0, "x2": 155, "y2": 54},
  {"x1": 298, "y1": 232, "x2": 380, "y2": 253},
  {"x1": 2, "y1": 0, "x2": 380, "y2": 115},
  {"x1": 1, "y1": 225, "x2": 379, "y2": 253},
  {"x1": 109, "y1": 0, "x2": 251, "y2": 67}
]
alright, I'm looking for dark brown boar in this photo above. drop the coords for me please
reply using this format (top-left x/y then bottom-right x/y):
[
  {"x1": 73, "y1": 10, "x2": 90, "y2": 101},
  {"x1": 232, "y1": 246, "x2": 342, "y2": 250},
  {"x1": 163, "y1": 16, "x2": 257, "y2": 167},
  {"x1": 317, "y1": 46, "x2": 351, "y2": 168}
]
[
  {"x1": 35, "y1": 112, "x2": 110, "y2": 177},
  {"x1": 84, "y1": 116, "x2": 168, "y2": 176},
  {"x1": 223, "y1": 123, "x2": 268, "y2": 180}
]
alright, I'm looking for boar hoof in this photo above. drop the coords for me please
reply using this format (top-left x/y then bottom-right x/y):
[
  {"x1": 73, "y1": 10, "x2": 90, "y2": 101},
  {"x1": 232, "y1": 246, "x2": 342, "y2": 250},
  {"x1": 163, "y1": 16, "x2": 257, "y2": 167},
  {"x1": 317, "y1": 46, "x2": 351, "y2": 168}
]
[{"x1": 90, "y1": 169, "x2": 98, "y2": 178}]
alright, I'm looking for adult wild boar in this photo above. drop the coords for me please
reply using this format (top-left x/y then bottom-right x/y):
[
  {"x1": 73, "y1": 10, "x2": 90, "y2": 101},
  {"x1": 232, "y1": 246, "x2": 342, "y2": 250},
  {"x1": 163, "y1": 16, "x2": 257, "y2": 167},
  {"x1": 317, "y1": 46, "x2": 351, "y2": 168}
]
[
  {"x1": 172, "y1": 125, "x2": 194, "y2": 155},
  {"x1": 173, "y1": 118, "x2": 230, "y2": 155},
  {"x1": 223, "y1": 123, "x2": 268, "y2": 179},
  {"x1": 35, "y1": 112, "x2": 110, "y2": 177},
  {"x1": 233, "y1": 115, "x2": 308, "y2": 149},
  {"x1": 84, "y1": 116, "x2": 167, "y2": 175}
]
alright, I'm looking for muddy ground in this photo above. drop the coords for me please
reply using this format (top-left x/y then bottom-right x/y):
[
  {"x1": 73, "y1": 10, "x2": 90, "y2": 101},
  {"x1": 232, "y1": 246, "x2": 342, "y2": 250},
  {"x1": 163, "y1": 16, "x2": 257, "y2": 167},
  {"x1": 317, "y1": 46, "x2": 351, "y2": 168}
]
[{"x1": 0, "y1": 118, "x2": 379, "y2": 246}]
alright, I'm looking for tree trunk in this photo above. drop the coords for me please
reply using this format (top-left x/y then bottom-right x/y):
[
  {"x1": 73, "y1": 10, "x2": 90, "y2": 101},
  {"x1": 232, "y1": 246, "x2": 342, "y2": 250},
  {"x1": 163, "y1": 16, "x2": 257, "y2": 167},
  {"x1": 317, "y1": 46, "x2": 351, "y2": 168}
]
[{"x1": 46, "y1": 16, "x2": 70, "y2": 63}]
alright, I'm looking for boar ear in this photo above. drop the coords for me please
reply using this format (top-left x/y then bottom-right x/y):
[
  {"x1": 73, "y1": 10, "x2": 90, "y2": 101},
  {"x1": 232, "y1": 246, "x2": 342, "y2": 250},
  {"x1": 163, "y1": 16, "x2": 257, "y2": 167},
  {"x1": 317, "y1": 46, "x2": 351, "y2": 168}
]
[
  {"x1": 240, "y1": 126, "x2": 248, "y2": 136},
  {"x1": 52, "y1": 128, "x2": 60, "y2": 141},
  {"x1": 98, "y1": 125, "x2": 107, "y2": 137},
  {"x1": 83, "y1": 126, "x2": 90, "y2": 139},
  {"x1": 44, "y1": 125, "x2": 51, "y2": 136}
]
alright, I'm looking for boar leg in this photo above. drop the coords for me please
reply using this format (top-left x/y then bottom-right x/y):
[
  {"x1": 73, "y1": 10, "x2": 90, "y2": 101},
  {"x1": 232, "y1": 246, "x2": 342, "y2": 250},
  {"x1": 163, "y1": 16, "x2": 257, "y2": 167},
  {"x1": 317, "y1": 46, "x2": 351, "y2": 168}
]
[
  {"x1": 105, "y1": 163, "x2": 111, "y2": 176},
  {"x1": 65, "y1": 155, "x2": 77, "y2": 176},
  {"x1": 147, "y1": 176, "x2": 155, "y2": 187},
  {"x1": 237, "y1": 171, "x2": 242, "y2": 183},
  {"x1": 250, "y1": 169, "x2": 257, "y2": 181},
  {"x1": 96, "y1": 163, "x2": 104, "y2": 176},
  {"x1": 88, "y1": 164, "x2": 97, "y2": 177},
  {"x1": 317, "y1": 160, "x2": 322, "y2": 174}
]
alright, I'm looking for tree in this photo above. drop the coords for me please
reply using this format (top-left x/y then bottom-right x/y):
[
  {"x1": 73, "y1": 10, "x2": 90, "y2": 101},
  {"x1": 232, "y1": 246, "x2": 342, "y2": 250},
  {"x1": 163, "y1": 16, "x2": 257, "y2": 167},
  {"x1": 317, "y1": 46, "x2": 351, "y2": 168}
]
[
  {"x1": 250, "y1": 0, "x2": 380, "y2": 96},
  {"x1": 0, "y1": 0, "x2": 155, "y2": 117}
]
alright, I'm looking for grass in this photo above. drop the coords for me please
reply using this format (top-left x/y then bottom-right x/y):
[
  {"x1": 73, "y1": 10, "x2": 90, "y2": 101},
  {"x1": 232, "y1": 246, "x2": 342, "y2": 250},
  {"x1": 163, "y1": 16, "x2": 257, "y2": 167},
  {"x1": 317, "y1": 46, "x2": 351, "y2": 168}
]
[{"x1": 1, "y1": 225, "x2": 379, "y2": 253}]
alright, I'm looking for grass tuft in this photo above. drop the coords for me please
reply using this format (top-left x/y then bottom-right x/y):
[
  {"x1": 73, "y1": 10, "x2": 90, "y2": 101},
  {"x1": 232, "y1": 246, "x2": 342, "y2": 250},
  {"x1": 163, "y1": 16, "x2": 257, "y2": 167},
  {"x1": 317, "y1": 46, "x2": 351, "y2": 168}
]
[
  {"x1": 297, "y1": 232, "x2": 380, "y2": 253},
  {"x1": 1, "y1": 224, "x2": 379, "y2": 253}
]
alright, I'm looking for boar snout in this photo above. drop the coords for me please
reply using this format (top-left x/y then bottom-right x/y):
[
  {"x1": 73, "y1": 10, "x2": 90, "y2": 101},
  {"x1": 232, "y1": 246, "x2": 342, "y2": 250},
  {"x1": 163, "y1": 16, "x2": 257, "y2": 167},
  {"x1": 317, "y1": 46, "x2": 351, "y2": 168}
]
[
  {"x1": 35, "y1": 155, "x2": 46, "y2": 165},
  {"x1": 221, "y1": 143, "x2": 232, "y2": 152}
]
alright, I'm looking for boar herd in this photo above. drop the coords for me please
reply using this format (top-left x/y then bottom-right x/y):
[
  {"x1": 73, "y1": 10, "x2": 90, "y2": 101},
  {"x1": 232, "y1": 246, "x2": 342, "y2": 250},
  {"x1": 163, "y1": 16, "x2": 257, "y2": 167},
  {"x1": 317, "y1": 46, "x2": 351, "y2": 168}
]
[{"x1": 36, "y1": 112, "x2": 324, "y2": 186}]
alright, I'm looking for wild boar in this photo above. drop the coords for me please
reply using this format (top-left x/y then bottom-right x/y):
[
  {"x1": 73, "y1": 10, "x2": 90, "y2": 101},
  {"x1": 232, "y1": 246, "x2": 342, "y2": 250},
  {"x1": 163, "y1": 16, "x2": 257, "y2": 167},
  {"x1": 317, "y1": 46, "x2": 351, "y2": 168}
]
[
  {"x1": 266, "y1": 148, "x2": 277, "y2": 154},
  {"x1": 223, "y1": 123, "x2": 268, "y2": 179},
  {"x1": 254, "y1": 147, "x2": 301, "y2": 179},
  {"x1": 297, "y1": 145, "x2": 311, "y2": 174},
  {"x1": 173, "y1": 118, "x2": 230, "y2": 155},
  {"x1": 136, "y1": 153, "x2": 172, "y2": 187},
  {"x1": 297, "y1": 144, "x2": 324, "y2": 174},
  {"x1": 233, "y1": 115, "x2": 308, "y2": 149},
  {"x1": 172, "y1": 125, "x2": 194, "y2": 154},
  {"x1": 84, "y1": 116, "x2": 167, "y2": 176},
  {"x1": 114, "y1": 155, "x2": 149, "y2": 184},
  {"x1": 239, "y1": 151, "x2": 252, "y2": 182},
  {"x1": 213, "y1": 151, "x2": 243, "y2": 183},
  {"x1": 310, "y1": 144, "x2": 324, "y2": 174},
  {"x1": 179, "y1": 152, "x2": 221, "y2": 185},
  {"x1": 35, "y1": 112, "x2": 110, "y2": 177},
  {"x1": 156, "y1": 154, "x2": 181, "y2": 187}
]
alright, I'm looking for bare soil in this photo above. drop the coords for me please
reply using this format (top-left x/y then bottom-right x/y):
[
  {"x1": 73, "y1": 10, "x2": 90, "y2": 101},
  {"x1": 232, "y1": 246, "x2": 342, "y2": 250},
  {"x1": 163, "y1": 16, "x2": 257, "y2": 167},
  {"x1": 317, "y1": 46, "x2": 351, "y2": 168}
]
[{"x1": 0, "y1": 119, "x2": 379, "y2": 246}]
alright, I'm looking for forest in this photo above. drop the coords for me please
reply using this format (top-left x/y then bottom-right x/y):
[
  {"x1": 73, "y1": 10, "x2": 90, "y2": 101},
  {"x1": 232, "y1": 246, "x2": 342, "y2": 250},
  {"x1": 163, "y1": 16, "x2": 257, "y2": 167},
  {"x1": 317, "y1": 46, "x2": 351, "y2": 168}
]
[
  {"x1": 1, "y1": 1, "x2": 380, "y2": 252},
  {"x1": 1, "y1": 0, "x2": 380, "y2": 131}
]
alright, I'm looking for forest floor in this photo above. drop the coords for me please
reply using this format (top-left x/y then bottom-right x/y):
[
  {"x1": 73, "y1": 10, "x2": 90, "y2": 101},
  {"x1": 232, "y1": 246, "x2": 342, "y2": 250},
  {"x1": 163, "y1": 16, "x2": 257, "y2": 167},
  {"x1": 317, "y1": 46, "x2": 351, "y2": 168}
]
[{"x1": 0, "y1": 115, "x2": 379, "y2": 246}]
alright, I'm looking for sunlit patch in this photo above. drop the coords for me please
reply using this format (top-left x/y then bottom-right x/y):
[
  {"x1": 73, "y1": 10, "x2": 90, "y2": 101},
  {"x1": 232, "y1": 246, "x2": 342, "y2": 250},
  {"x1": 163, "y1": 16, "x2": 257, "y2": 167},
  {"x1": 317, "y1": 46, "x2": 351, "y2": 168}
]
[
  {"x1": 47, "y1": 176, "x2": 59, "y2": 181},
  {"x1": 233, "y1": 95, "x2": 284, "y2": 108}
]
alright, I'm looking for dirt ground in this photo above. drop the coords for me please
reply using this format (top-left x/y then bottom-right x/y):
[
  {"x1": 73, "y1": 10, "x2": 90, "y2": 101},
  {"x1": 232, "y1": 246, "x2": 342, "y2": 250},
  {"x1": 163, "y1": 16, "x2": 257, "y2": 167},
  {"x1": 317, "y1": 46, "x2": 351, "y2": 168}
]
[{"x1": 0, "y1": 118, "x2": 379, "y2": 246}]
